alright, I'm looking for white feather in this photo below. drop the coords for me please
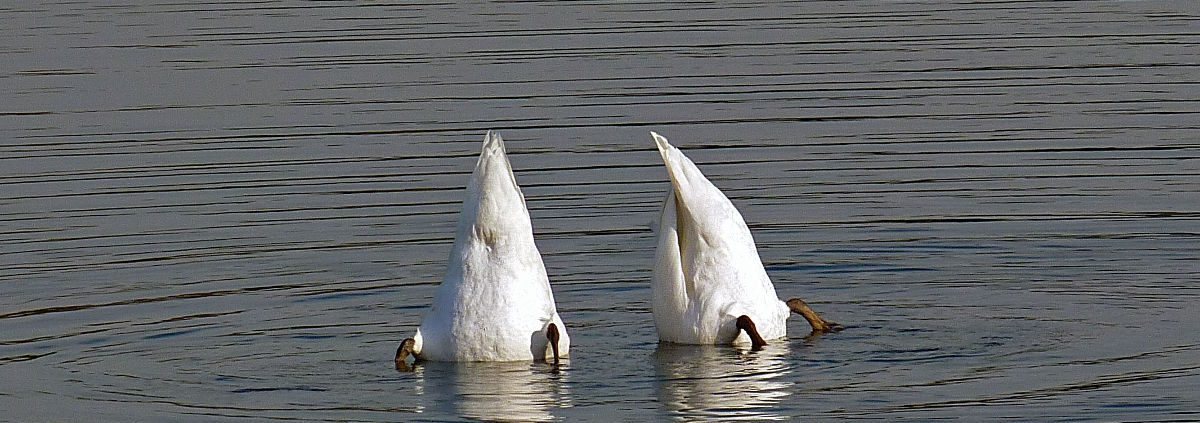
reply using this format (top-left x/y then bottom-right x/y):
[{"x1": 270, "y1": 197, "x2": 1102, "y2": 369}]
[
  {"x1": 412, "y1": 131, "x2": 569, "y2": 361},
  {"x1": 650, "y1": 132, "x2": 790, "y2": 345}
]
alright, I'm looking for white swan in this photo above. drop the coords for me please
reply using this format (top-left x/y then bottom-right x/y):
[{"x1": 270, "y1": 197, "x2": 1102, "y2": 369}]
[
  {"x1": 650, "y1": 132, "x2": 840, "y2": 349},
  {"x1": 396, "y1": 131, "x2": 569, "y2": 367}
]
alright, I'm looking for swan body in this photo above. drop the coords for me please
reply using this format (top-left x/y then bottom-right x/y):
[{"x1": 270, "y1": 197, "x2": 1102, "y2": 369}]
[
  {"x1": 404, "y1": 131, "x2": 569, "y2": 362},
  {"x1": 651, "y1": 132, "x2": 831, "y2": 346}
]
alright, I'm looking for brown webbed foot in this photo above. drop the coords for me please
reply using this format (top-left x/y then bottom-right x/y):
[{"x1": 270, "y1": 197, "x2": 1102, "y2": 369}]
[
  {"x1": 735, "y1": 315, "x2": 768, "y2": 350},
  {"x1": 546, "y1": 323, "x2": 561, "y2": 365},
  {"x1": 786, "y1": 298, "x2": 843, "y2": 333},
  {"x1": 395, "y1": 338, "x2": 417, "y2": 372}
]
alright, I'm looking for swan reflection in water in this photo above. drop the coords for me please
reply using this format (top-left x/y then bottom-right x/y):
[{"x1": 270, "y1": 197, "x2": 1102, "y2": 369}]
[
  {"x1": 409, "y1": 361, "x2": 568, "y2": 422},
  {"x1": 654, "y1": 343, "x2": 793, "y2": 421}
]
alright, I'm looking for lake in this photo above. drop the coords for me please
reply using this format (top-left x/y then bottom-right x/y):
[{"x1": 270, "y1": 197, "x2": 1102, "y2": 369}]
[{"x1": 1, "y1": 1, "x2": 1198, "y2": 421}]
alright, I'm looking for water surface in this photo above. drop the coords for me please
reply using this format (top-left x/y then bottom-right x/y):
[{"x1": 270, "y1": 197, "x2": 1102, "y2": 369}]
[{"x1": 2, "y1": 1, "x2": 1198, "y2": 421}]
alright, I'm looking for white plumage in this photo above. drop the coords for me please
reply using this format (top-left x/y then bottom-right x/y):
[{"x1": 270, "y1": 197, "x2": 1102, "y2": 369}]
[
  {"x1": 650, "y1": 132, "x2": 796, "y2": 346},
  {"x1": 405, "y1": 131, "x2": 568, "y2": 362}
]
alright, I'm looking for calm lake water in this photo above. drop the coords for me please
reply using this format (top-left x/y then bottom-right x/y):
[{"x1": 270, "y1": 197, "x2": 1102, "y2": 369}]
[{"x1": 2, "y1": 1, "x2": 1198, "y2": 421}]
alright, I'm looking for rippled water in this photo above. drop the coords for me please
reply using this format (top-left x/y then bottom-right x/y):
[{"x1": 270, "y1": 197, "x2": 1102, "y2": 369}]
[{"x1": 2, "y1": 1, "x2": 1198, "y2": 421}]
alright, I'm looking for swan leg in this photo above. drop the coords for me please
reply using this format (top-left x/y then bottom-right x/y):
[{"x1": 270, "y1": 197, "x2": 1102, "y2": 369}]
[
  {"x1": 786, "y1": 298, "x2": 843, "y2": 333},
  {"x1": 735, "y1": 315, "x2": 768, "y2": 350},
  {"x1": 546, "y1": 323, "x2": 561, "y2": 364},
  {"x1": 395, "y1": 338, "x2": 417, "y2": 372}
]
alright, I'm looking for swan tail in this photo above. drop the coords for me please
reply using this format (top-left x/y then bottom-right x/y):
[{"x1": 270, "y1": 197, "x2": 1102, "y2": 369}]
[{"x1": 459, "y1": 131, "x2": 533, "y2": 247}]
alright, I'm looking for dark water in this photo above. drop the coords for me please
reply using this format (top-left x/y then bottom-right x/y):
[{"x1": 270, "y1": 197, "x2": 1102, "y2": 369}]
[{"x1": 2, "y1": 1, "x2": 1198, "y2": 421}]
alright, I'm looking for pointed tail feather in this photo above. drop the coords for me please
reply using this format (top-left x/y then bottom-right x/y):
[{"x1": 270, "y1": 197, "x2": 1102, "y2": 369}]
[
  {"x1": 650, "y1": 132, "x2": 716, "y2": 209},
  {"x1": 473, "y1": 130, "x2": 524, "y2": 203}
]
